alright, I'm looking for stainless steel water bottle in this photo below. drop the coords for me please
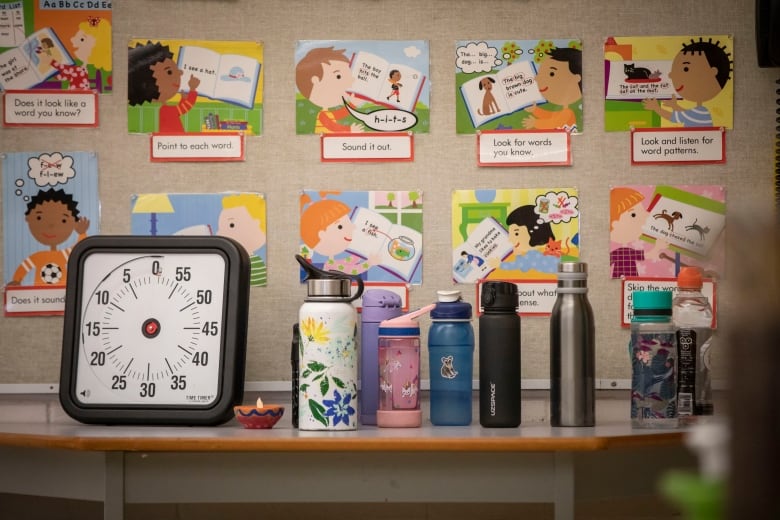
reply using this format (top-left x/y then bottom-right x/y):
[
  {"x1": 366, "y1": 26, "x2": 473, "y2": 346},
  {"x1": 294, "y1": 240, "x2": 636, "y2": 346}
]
[
  {"x1": 296, "y1": 255, "x2": 364, "y2": 431},
  {"x1": 479, "y1": 281, "x2": 521, "y2": 428},
  {"x1": 550, "y1": 262, "x2": 595, "y2": 427},
  {"x1": 360, "y1": 289, "x2": 402, "y2": 425}
]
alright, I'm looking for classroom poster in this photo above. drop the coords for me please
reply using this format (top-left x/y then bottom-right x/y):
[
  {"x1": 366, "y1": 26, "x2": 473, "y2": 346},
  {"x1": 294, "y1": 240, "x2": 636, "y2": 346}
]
[
  {"x1": 2, "y1": 151, "x2": 99, "y2": 315},
  {"x1": 0, "y1": 0, "x2": 112, "y2": 93},
  {"x1": 604, "y1": 35, "x2": 733, "y2": 131},
  {"x1": 299, "y1": 190, "x2": 423, "y2": 284},
  {"x1": 455, "y1": 39, "x2": 583, "y2": 134},
  {"x1": 295, "y1": 40, "x2": 430, "y2": 134},
  {"x1": 130, "y1": 193, "x2": 268, "y2": 287},
  {"x1": 127, "y1": 39, "x2": 264, "y2": 135},
  {"x1": 609, "y1": 185, "x2": 726, "y2": 279},
  {"x1": 452, "y1": 188, "x2": 580, "y2": 283}
]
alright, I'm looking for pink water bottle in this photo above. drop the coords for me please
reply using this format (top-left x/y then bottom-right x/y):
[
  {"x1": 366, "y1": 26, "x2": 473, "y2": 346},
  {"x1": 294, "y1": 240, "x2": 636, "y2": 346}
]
[{"x1": 377, "y1": 304, "x2": 435, "y2": 428}]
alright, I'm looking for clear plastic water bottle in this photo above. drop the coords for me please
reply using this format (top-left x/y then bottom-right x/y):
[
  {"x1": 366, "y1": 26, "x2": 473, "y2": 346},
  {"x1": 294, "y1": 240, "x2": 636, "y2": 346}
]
[
  {"x1": 377, "y1": 304, "x2": 435, "y2": 428},
  {"x1": 428, "y1": 290, "x2": 474, "y2": 426},
  {"x1": 360, "y1": 289, "x2": 402, "y2": 425},
  {"x1": 630, "y1": 290, "x2": 678, "y2": 429},
  {"x1": 673, "y1": 267, "x2": 714, "y2": 423},
  {"x1": 550, "y1": 262, "x2": 595, "y2": 427},
  {"x1": 296, "y1": 255, "x2": 364, "y2": 431}
]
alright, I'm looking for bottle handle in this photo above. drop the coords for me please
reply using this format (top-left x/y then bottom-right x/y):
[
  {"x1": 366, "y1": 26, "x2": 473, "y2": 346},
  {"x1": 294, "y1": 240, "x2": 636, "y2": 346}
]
[{"x1": 295, "y1": 254, "x2": 365, "y2": 302}]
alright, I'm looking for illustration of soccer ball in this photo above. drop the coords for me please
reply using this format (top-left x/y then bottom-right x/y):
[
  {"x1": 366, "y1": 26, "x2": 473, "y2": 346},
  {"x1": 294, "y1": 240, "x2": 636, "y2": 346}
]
[{"x1": 40, "y1": 263, "x2": 63, "y2": 284}]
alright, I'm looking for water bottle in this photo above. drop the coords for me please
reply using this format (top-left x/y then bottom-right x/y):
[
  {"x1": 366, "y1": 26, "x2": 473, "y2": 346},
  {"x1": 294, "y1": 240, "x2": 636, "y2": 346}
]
[
  {"x1": 550, "y1": 262, "x2": 595, "y2": 427},
  {"x1": 377, "y1": 304, "x2": 435, "y2": 428},
  {"x1": 291, "y1": 323, "x2": 300, "y2": 428},
  {"x1": 630, "y1": 290, "x2": 678, "y2": 429},
  {"x1": 673, "y1": 267, "x2": 714, "y2": 423},
  {"x1": 428, "y1": 290, "x2": 474, "y2": 426},
  {"x1": 479, "y1": 281, "x2": 521, "y2": 428},
  {"x1": 295, "y1": 255, "x2": 364, "y2": 431},
  {"x1": 360, "y1": 289, "x2": 403, "y2": 425}
]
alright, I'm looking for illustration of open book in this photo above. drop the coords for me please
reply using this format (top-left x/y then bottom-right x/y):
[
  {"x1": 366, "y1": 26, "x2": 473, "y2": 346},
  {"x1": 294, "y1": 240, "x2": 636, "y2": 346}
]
[
  {"x1": 604, "y1": 60, "x2": 675, "y2": 100},
  {"x1": 452, "y1": 217, "x2": 514, "y2": 283},
  {"x1": 347, "y1": 206, "x2": 422, "y2": 282},
  {"x1": 177, "y1": 45, "x2": 261, "y2": 109},
  {"x1": 640, "y1": 186, "x2": 726, "y2": 258},
  {"x1": 0, "y1": 27, "x2": 73, "y2": 91},
  {"x1": 348, "y1": 50, "x2": 426, "y2": 112},
  {"x1": 460, "y1": 60, "x2": 545, "y2": 127}
]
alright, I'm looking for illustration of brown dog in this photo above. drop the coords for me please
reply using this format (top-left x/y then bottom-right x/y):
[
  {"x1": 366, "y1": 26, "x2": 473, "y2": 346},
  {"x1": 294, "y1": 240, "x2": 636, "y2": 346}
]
[
  {"x1": 653, "y1": 209, "x2": 683, "y2": 231},
  {"x1": 477, "y1": 77, "x2": 500, "y2": 116}
]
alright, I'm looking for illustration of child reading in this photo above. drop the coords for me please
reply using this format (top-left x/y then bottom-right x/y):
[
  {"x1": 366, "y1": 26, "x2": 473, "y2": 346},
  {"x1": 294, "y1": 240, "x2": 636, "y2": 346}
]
[
  {"x1": 487, "y1": 205, "x2": 562, "y2": 275},
  {"x1": 522, "y1": 46, "x2": 583, "y2": 133},
  {"x1": 641, "y1": 38, "x2": 732, "y2": 127},
  {"x1": 8, "y1": 188, "x2": 90, "y2": 287},
  {"x1": 299, "y1": 193, "x2": 379, "y2": 277},
  {"x1": 609, "y1": 187, "x2": 667, "y2": 278},
  {"x1": 295, "y1": 46, "x2": 364, "y2": 134},
  {"x1": 37, "y1": 16, "x2": 112, "y2": 92},
  {"x1": 128, "y1": 41, "x2": 201, "y2": 132},
  {"x1": 217, "y1": 194, "x2": 267, "y2": 287}
]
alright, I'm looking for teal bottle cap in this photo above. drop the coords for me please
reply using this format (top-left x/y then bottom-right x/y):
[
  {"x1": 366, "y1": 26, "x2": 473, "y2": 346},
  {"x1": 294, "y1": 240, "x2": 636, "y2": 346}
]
[{"x1": 633, "y1": 290, "x2": 673, "y2": 317}]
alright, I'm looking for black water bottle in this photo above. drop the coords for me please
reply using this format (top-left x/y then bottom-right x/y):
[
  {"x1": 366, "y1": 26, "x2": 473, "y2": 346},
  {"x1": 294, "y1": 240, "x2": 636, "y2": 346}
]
[{"x1": 479, "y1": 281, "x2": 521, "y2": 427}]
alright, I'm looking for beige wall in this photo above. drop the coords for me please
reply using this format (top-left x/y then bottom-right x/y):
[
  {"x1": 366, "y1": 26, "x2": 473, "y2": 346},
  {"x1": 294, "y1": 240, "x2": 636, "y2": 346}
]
[{"x1": 0, "y1": 0, "x2": 775, "y2": 386}]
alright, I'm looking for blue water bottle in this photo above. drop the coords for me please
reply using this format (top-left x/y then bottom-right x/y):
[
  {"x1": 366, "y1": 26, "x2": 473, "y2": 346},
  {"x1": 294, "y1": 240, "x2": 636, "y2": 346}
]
[
  {"x1": 428, "y1": 290, "x2": 474, "y2": 426},
  {"x1": 360, "y1": 289, "x2": 402, "y2": 425}
]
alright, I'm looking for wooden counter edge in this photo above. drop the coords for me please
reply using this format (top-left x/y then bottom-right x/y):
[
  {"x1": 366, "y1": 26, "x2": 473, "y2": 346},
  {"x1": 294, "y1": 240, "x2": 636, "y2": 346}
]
[{"x1": 0, "y1": 430, "x2": 686, "y2": 453}]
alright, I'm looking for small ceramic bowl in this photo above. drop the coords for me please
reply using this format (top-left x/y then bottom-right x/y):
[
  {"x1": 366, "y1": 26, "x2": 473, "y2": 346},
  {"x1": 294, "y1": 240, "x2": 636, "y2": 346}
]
[{"x1": 233, "y1": 405, "x2": 285, "y2": 429}]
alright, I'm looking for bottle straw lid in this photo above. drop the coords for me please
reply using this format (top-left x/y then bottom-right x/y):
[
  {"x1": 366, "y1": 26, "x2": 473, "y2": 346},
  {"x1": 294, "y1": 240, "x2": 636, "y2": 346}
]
[{"x1": 379, "y1": 303, "x2": 435, "y2": 335}]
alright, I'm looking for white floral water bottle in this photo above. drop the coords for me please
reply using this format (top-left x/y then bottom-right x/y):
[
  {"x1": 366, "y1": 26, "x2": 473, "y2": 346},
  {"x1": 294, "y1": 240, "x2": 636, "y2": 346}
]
[{"x1": 296, "y1": 255, "x2": 364, "y2": 431}]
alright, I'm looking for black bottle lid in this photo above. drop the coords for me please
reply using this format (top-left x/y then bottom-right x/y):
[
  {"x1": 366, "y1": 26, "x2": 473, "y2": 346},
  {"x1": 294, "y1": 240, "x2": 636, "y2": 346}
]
[{"x1": 481, "y1": 281, "x2": 518, "y2": 312}]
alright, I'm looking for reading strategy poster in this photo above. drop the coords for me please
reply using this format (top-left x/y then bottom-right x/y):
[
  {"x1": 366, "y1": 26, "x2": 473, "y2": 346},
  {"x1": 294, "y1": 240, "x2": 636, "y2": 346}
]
[
  {"x1": 127, "y1": 39, "x2": 264, "y2": 135},
  {"x1": 455, "y1": 39, "x2": 582, "y2": 134},
  {"x1": 298, "y1": 190, "x2": 423, "y2": 284},
  {"x1": 0, "y1": 0, "x2": 113, "y2": 93},
  {"x1": 604, "y1": 35, "x2": 733, "y2": 131},
  {"x1": 609, "y1": 185, "x2": 726, "y2": 280},
  {"x1": 452, "y1": 188, "x2": 580, "y2": 283},
  {"x1": 2, "y1": 151, "x2": 99, "y2": 315},
  {"x1": 130, "y1": 193, "x2": 268, "y2": 287},
  {"x1": 295, "y1": 40, "x2": 430, "y2": 134}
]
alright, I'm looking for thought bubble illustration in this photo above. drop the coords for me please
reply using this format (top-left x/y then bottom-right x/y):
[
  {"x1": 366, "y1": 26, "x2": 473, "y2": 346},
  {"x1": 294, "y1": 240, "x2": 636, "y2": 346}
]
[
  {"x1": 456, "y1": 41, "x2": 501, "y2": 74},
  {"x1": 343, "y1": 98, "x2": 417, "y2": 132},
  {"x1": 535, "y1": 191, "x2": 579, "y2": 223},
  {"x1": 27, "y1": 153, "x2": 75, "y2": 187}
]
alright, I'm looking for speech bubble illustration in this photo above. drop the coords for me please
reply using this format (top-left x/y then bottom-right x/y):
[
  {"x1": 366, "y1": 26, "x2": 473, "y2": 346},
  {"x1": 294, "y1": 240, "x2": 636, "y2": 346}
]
[
  {"x1": 456, "y1": 41, "x2": 501, "y2": 74},
  {"x1": 27, "y1": 153, "x2": 75, "y2": 187},
  {"x1": 535, "y1": 191, "x2": 580, "y2": 224},
  {"x1": 343, "y1": 98, "x2": 418, "y2": 132}
]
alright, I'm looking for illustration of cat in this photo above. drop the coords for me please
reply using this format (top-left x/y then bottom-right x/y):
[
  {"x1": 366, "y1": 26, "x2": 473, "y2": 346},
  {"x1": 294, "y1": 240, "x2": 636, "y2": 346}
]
[
  {"x1": 543, "y1": 237, "x2": 570, "y2": 257},
  {"x1": 440, "y1": 355, "x2": 458, "y2": 379},
  {"x1": 684, "y1": 218, "x2": 710, "y2": 241},
  {"x1": 624, "y1": 63, "x2": 661, "y2": 80}
]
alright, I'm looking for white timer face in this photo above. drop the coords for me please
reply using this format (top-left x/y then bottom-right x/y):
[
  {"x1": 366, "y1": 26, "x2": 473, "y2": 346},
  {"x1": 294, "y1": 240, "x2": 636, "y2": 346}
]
[{"x1": 75, "y1": 252, "x2": 227, "y2": 406}]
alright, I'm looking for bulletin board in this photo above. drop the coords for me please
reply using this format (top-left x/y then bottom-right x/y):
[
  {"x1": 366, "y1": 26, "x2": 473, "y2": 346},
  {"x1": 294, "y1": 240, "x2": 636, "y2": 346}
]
[{"x1": 0, "y1": 0, "x2": 775, "y2": 389}]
